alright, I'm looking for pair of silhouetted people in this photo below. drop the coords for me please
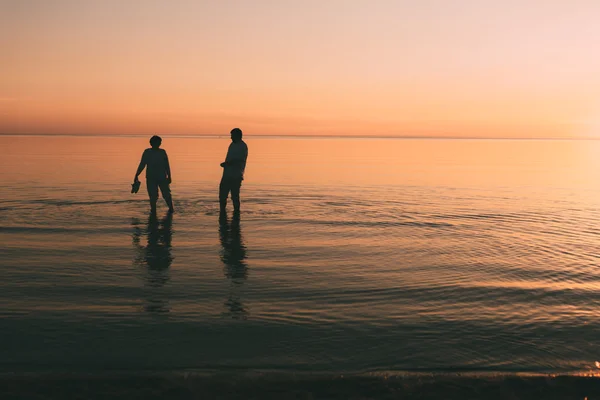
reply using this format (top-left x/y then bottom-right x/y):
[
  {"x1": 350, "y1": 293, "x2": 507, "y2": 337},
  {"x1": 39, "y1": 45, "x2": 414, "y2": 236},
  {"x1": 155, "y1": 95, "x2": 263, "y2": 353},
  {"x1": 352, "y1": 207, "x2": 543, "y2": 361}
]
[{"x1": 132, "y1": 128, "x2": 248, "y2": 214}]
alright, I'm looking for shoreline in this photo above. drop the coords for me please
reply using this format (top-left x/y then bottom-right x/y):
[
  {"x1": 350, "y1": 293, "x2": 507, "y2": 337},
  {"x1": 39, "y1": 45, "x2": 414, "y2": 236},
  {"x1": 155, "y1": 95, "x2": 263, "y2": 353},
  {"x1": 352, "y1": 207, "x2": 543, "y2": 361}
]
[{"x1": 3, "y1": 372, "x2": 600, "y2": 399}]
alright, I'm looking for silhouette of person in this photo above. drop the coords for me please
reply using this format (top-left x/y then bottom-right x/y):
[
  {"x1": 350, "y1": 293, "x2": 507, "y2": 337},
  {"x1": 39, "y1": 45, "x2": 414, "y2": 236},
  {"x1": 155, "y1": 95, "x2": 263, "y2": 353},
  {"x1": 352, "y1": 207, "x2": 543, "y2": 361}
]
[
  {"x1": 219, "y1": 210, "x2": 248, "y2": 319},
  {"x1": 132, "y1": 212, "x2": 173, "y2": 313},
  {"x1": 219, "y1": 128, "x2": 248, "y2": 213},
  {"x1": 133, "y1": 135, "x2": 174, "y2": 214}
]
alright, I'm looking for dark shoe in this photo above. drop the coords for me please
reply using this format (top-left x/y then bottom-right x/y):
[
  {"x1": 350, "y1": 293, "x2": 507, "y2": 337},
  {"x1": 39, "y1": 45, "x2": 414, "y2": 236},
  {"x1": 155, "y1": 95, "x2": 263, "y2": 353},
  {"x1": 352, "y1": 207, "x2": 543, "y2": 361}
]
[{"x1": 131, "y1": 180, "x2": 141, "y2": 194}]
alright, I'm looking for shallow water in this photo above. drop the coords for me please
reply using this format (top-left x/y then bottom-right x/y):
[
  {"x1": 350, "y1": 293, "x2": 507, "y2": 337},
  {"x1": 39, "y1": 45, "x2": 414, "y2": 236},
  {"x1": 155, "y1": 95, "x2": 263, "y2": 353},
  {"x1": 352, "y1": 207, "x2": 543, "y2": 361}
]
[{"x1": 2, "y1": 135, "x2": 600, "y2": 375}]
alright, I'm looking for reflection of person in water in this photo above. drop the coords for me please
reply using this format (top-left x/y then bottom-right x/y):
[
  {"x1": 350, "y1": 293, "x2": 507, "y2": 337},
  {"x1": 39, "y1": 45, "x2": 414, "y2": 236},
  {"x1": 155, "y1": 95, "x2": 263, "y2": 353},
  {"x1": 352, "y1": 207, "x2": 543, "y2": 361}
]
[
  {"x1": 132, "y1": 212, "x2": 173, "y2": 313},
  {"x1": 219, "y1": 210, "x2": 248, "y2": 319}
]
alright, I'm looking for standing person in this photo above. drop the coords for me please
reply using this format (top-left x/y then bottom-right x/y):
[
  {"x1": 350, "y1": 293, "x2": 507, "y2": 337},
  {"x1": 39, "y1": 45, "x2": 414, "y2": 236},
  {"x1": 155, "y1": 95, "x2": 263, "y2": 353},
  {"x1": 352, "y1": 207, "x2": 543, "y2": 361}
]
[
  {"x1": 133, "y1": 135, "x2": 174, "y2": 214},
  {"x1": 219, "y1": 128, "x2": 248, "y2": 213}
]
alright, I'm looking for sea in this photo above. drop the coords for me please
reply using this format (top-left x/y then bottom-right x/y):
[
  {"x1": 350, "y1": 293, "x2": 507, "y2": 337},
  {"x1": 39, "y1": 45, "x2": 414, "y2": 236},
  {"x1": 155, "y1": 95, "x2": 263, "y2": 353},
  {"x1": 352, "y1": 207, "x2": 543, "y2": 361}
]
[{"x1": 2, "y1": 134, "x2": 600, "y2": 398}]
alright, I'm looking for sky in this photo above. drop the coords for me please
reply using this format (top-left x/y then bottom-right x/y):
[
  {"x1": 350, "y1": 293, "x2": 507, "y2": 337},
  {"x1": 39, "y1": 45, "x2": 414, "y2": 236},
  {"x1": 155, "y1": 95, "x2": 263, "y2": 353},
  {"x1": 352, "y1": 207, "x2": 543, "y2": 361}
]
[{"x1": 2, "y1": 0, "x2": 600, "y2": 138}]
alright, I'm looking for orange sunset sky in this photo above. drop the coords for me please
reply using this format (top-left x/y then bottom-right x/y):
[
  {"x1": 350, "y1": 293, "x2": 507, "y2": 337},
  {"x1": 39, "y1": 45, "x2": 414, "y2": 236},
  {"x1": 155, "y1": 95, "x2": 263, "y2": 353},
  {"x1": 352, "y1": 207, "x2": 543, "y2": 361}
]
[{"x1": 2, "y1": 0, "x2": 600, "y2": 138}]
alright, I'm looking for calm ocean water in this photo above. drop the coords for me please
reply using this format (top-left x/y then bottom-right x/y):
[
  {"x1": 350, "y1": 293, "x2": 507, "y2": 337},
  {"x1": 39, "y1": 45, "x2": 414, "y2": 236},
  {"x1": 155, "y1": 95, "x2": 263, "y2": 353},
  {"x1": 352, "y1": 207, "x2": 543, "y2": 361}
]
[{"x1": 2, "y1": 135, "x2": 600, "y2": 378}]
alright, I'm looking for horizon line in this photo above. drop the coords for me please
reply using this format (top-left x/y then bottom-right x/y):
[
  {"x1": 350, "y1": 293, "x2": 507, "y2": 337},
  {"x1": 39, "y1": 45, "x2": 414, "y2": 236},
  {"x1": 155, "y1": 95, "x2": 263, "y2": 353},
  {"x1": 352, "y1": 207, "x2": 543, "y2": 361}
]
[{"x1": 1, "y1": 132, "x2": 599, "y2": 141}]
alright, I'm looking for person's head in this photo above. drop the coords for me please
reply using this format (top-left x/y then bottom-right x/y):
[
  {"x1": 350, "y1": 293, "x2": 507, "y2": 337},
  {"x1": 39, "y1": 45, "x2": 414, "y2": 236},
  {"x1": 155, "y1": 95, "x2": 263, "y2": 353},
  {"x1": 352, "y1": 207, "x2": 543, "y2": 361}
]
[
  {"x1": 149, "y1": 135, "x2": 162, "y2": 149},
  {"x1": 230, "y1": 128, "x2": 242, "y2": 143}
]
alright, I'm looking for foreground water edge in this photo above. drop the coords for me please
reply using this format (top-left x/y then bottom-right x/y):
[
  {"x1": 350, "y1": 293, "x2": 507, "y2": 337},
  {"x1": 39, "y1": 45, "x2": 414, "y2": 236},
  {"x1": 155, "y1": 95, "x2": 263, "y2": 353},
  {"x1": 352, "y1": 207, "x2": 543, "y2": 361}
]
[{"x1": 3, "y1": 372, "x2": 600, "y2": 400}]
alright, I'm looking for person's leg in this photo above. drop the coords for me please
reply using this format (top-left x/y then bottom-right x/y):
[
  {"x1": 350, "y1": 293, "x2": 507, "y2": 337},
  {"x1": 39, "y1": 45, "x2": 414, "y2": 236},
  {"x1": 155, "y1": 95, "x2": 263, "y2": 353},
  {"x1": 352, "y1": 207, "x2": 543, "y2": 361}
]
[
  {"x1": 146, "y1": 180, "x2": 159, "y2": 214},
  {"x1": 231, "y1": 179, "x2": 242, "y2": 213},
  {"x1": 219, "y1": 207, "x2": 228, "y2": 223},
  {"x1": 219, "y1": 178, "x2": 230, "y2": 211},
  {"x1": 159, "y1": 181, "x2": 174, "y2": 212}
]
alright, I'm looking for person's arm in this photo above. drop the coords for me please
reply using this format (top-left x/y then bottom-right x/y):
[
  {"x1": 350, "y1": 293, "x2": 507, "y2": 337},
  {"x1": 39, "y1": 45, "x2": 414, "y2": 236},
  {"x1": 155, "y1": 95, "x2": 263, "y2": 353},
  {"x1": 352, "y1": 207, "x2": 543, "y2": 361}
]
[
  {"x1": 165, "y1": 151, "x2": 172, "y2": 183},
  {"x1": 220, "y1": 146, "x2": 230, "y2": 167},
  {"x1": 221, "y1": 146, "x2": 245, "y2": 167},
  {"x1": 221, "y1": 159, "x2": 243, "y2": 167},
  {"x1": 220, "y1": 145, "x2": 230, "y2": 167},
  {"x1": 134, "y1": 151, "x2": 147, "y2": 182}
]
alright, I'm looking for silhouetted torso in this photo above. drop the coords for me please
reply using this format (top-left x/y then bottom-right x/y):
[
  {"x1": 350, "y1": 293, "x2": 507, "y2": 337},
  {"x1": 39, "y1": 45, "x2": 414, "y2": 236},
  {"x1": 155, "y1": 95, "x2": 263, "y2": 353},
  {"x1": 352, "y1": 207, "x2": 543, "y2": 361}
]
[
  {"x1": 222, "y1": 140, "x2": 248, "y2": 180},
  {"x1": 142, "y1": 148, "x2": 170, "y2": 181}
]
